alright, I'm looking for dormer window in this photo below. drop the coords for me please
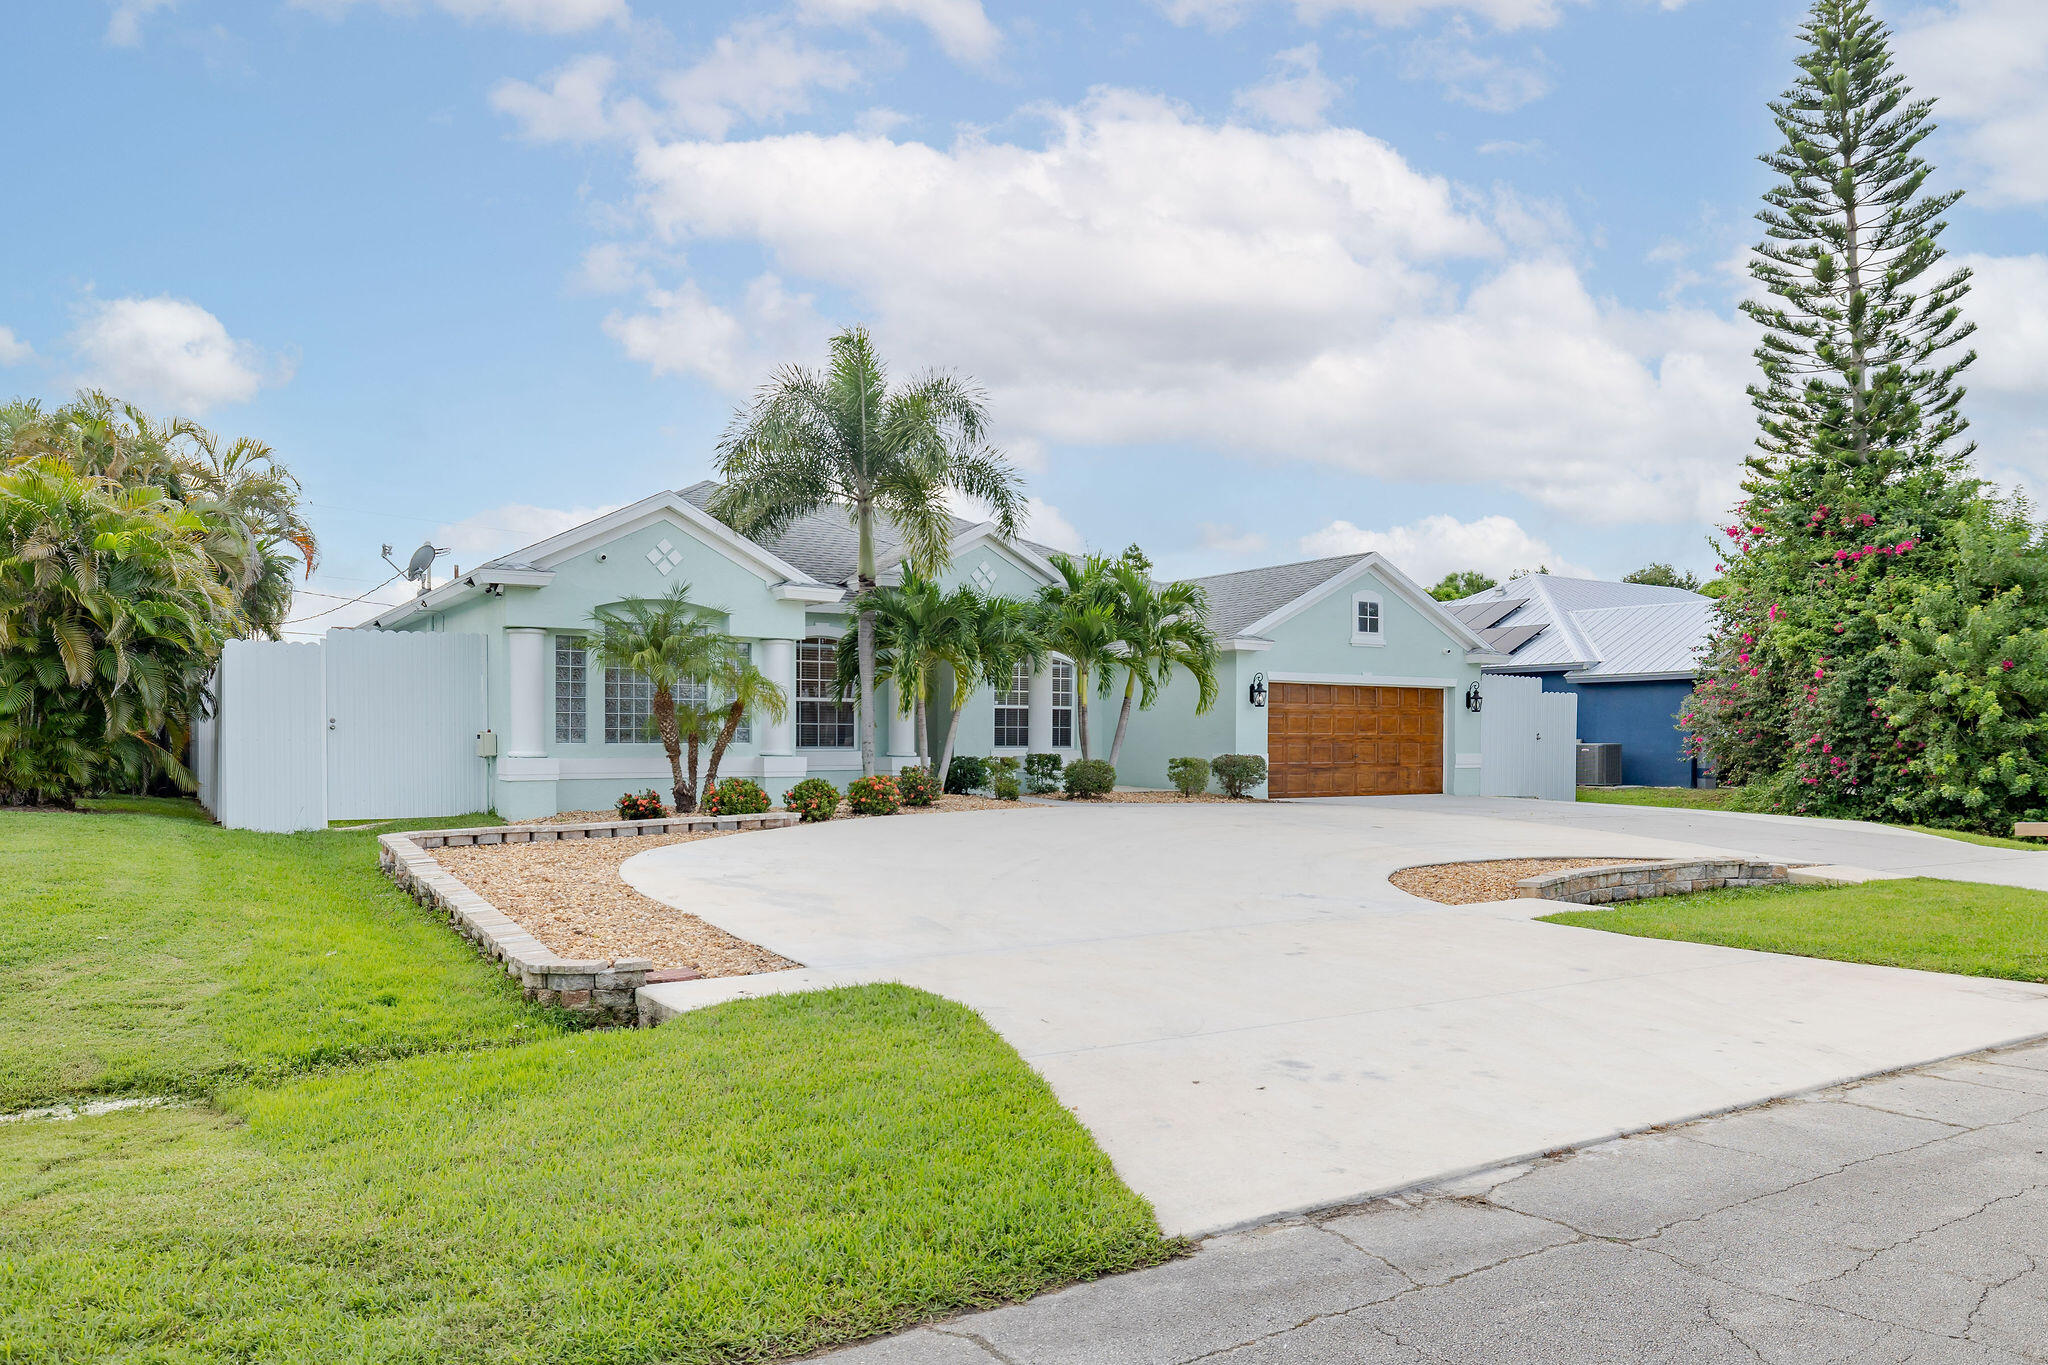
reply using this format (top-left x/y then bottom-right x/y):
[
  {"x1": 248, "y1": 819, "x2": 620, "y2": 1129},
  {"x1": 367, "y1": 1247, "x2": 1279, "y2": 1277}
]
[{"x1": 1351, "y1": 591, "x2": 1384, "y2": 647}]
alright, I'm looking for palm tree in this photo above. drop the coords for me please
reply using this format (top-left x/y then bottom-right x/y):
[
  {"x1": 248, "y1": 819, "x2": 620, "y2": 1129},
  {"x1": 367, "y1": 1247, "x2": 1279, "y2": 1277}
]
[
  {"x1": 1104, "y1": 562, "x2": 1218, "y2": 767},
  {"x1": 698, "y1": 647, "x2": 789, "y2": 797},
  {"x1": 0, "y1": 457, "x2": 230, "y2": 804},
  {"x1": 835, "y1": 572, "x2": 972, "y2": 770},
  {"x1": 1035, "y1": 552, "x2": 1121, "y2": 760},
  {"x1": 712, "y1": 327, "x2": 1024, "y2": 778},
  {"x1": 934, "y1": 591, "x2": 1046, "y2": 788},
  {"x1": 585, "y1": 585, "x2": 730, "y2": 812}
]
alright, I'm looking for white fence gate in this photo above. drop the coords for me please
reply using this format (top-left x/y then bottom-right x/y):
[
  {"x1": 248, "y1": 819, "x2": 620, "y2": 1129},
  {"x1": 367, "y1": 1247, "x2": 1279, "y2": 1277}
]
[
  {"x1": 195, "y1": 631, "x2": 490, "y2": 832},
  {"x1": 1480, "y1": 675, "x2": 1578, "y2": 802}
]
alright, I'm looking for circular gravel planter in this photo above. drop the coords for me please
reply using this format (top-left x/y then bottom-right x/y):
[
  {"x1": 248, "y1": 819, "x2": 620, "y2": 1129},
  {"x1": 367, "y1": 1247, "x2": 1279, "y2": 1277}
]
[{"x1": 1392, "y1": 856, "x2": 1792, "y2": 906}]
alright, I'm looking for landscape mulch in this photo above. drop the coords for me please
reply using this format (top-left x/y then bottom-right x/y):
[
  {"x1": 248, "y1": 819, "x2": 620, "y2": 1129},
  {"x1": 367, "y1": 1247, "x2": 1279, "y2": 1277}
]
[{"x1": 1390, "y1": 857, "x2": 1641, "y2": 905}]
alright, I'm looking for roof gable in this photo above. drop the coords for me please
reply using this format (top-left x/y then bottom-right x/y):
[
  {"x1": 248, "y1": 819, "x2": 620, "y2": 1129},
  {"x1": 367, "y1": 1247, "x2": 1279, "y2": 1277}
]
[{"x1": 1183, "y1": 553, "x2": 1502, "y2": 656}]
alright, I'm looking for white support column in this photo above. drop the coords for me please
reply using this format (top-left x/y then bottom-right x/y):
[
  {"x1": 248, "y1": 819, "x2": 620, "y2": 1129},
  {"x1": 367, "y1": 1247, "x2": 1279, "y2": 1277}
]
[
  {"x1": 506, "y1": 627, "x2": 548, "y2": 758},
  {"x1": 758, "y1": 638, "x2": 796, "y2": 756},
  {"x1": 1027, "y1": 666, "x2": 1054, "y2": 753},
  {"x1": 886, "y1": 681, "x2": 918, "y2": 764}
]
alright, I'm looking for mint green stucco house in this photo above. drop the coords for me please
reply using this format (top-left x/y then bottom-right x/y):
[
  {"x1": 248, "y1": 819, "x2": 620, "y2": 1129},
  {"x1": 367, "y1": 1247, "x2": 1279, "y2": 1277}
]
[{"x1": 364, "y1": 484, "x2": 1508, "y2": 818}]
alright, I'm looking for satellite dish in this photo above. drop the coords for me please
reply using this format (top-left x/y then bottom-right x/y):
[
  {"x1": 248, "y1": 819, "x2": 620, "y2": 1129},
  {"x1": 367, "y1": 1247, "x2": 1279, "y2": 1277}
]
[{"x1": 383, "y1": 541, "x2": 449, "y2": 595}]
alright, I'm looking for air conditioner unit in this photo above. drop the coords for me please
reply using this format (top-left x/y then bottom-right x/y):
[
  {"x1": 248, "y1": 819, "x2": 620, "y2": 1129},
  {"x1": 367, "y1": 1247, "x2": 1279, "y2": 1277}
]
[{"x1": 1576, "y1": 742, "x2": 1622, "y2": 787}]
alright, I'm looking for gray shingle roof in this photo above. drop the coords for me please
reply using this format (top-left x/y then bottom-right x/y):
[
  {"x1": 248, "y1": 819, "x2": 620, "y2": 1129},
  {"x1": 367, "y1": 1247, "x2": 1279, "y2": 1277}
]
[
  {"x1": 1454, "y1": 575, "x2": 1712, "y2": 677},
  {"x1": 1178, "y1": 554, "x2": 1369, "y2": 639}
]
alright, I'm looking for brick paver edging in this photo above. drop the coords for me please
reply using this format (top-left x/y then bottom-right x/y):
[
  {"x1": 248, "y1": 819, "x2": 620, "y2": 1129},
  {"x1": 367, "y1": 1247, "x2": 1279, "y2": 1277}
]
[
  {"x1": 377, "y1": 813, "x2": 799, "y2": 1022},
  {"x1": 1516, "y1": 857, "x2": 1790, "y2": 905}
]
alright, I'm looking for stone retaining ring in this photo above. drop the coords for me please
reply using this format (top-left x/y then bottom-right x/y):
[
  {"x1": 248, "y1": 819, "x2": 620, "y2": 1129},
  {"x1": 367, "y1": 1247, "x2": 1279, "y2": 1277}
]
[
  {"x1": 377, "y1": 812, "x2": 799, "y2": 1023},
  {"x1": 1518, "y1": 858, "x2": 1792, "y2": 906}
]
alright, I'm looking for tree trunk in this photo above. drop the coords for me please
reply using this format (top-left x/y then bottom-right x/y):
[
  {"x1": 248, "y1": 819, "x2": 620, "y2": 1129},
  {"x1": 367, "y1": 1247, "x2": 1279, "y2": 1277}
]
[
  {"x1": 1076, "y1": 666, "x2": 1090, "y2": 759},
  {"x1": 937, "y1": 697, "x2": 966, "y2": 791},
  {"x1": 654, "y1": 691, "x2": 690, "y2": 812},
  {"x1": 914, "y1": 685, "x2": 928, "y2": 768},
  {"x1": 856, "y1": 501, "x2": 879, "y2": 779},
  {"x1": 702, "y1": 702, "x2": 744, "y2": 798},
  {"x1": 1108, "y1": 670, "x2": 1137, "y2": 767},
  {"x1": 684, "y1": 725, "x2": 703, "y2": 813}
]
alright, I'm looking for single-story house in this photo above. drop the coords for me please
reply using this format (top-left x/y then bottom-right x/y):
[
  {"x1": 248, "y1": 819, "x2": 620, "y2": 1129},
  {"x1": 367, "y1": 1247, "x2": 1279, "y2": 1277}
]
[
  {"x1": 1444, "y1": 575, "x2": 1715, "y2": 788},
  {"x1": 362, "y1": 487, "x2": 1510, "y2": 817}
]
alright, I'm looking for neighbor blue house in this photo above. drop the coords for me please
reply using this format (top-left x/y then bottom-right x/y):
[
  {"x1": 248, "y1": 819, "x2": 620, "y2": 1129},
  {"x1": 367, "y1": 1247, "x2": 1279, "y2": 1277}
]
[{"x1": 1447, "y1": 576, "x2": 1715, "y2": 788}]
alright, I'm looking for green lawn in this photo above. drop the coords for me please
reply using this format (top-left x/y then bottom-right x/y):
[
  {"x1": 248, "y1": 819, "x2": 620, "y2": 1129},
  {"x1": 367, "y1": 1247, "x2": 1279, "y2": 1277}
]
[
  {"x1": 0, "y1": 800, "x2": 549, "y2": 1111},
  {"x1": 1576, "y1": 785, "x2": 2048, "y2": 851},
  {"x1": 0, "y1": 802, "x2": 1172, "y2": 1361},
  {"x1": 1544, "y1": 877, "x2": 2048, "y2": 983}
]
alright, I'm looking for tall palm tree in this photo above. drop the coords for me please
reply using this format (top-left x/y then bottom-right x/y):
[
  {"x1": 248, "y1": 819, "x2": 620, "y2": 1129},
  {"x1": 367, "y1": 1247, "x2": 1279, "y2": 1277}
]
[
  {"x1": 1035, "y1": 552, "x2": 1121, "y2": 761},
  {"x1": 712, "y1": 327, "x2": 1024, "y2": 778},
  {"x1": 586, "y1": 585, "x2": 730, "y2": 812},
  {"x1": 835, "y1": 572, "x2": 972, "y2": 770},
  {"x1": 934, "y1": 591, "x2": 1046, "y2": 788},
  {"x1": 1104, "y1": 562, "x2": 1218, "y2": 767},
  {"x1": 698, "y1": 647, "x2": 789, "y2": 797}
]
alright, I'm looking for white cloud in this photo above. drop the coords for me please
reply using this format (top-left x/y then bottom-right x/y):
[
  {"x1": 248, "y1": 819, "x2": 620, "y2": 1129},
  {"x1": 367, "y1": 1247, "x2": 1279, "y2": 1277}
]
[
  {"x1": 1403, "y1": 22, "x2": 1551, "y2": 111},
  {"x1": 491, "y1": 54, "x2": 620, "y2": 144},
  {"x1": 106, "y1": 0, "x2": 175, "y2": 46},
  {"x1": 660, "y1": 19, "x2": 864, "y2": 139},
  {"x1": 291, "y1": 0, "x2": 625, "y2": 34},
  {"x1": 1157, "y1": 0, "x2": 1582, "y2": 33},
  {"x1": 604, "y1": 274, "x2": 825, "y2": 392},
  {"x1": 1018, "y1": 497, "x2": 1085, "y2": 553},
  {"x1": 1951, "y1": 253, "x2": 2048, "y2": 395},
  {"x1": 1196, "y1": 522, "x2": 1270, "y2": 556},
  {"x1": 1233, "y1": 43, "x2": 1342, "y2": 129},
  {"x1": 69, "y1": 296, "x2": 284, "y2": 414},
  {"x1": 1895, "y1": 0, "x2": 2048, "y2": 204},
  {"x1": 795, "y1": 0, "x2": 1000, "y2": 62},
  {"x1": 433, "y1": 501, "x2": 621, "y2": 563},
  {"x1": 1300, "y1": 513, "x2": 1593, "y2": 583},
  {"x1": 612, "y1": 90, "x2": 1751, "y2": 523},
  {"x1": 0, "y1": 327, "x2": 32, "y2": 366}
]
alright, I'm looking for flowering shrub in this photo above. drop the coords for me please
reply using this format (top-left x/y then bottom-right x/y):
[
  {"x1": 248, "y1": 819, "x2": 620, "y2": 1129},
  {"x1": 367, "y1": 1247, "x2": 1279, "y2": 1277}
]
[
  {"x1": 895, "y1": 765, "x2": 940, "y2": 807},
  {"x1": 617, "y1": 789, "x2": 667, "y2": 821},
  {"x1": 703, "y1": 777, "x2": 771, "y2": 816},
  {"x1": 783, "y1": 777, "x2": 840, "y2": 823},
  {"x1": 845, "y1": 773, "x2": 901, "y2": 816}
]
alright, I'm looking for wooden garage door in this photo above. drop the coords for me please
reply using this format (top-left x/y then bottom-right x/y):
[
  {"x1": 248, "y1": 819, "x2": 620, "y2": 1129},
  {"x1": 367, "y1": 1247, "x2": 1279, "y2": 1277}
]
[{"x1": 1267, "y1": 683, "x2": 1444, "y2": 798}]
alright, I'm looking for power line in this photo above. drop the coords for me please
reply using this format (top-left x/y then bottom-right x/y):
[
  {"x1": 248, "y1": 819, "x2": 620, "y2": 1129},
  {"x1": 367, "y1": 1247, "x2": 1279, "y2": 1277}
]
[{"x1": 283, "y1": 573, "x2": 405, "y2": 625}]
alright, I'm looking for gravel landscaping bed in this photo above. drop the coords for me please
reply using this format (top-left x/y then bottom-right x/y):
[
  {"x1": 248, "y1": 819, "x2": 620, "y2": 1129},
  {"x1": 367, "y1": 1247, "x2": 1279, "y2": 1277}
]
[
  {"x1": 1039, "y1": 790, "x2": 1247, "y2": 804},
  {"x1": 431, "y1": 831, "x2": 796, "y2": 976},
  {"x1": 1390, "y1": 857, "x2": 1640, "y2": 904}
]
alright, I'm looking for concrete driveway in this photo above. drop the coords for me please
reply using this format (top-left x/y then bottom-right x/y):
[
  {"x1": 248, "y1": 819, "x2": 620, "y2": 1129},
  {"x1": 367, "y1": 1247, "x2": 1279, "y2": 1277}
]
[{"x1": 626, "y1": 798, "x2": 2048, "y2": 1237}]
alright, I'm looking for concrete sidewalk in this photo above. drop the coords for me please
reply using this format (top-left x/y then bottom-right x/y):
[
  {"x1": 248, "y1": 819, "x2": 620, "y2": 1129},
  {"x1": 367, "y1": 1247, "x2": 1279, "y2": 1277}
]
[{"x1": 821, "y1": 1040, "x2": 2048, "y2": 1364}]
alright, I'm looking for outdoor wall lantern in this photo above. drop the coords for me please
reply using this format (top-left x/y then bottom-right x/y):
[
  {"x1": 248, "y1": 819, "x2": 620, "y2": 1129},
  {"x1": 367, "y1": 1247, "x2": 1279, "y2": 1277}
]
[
  {"x1": 1465, "y1": 681, "x2": 1484, "y2": 713},
  {"x1": 1249, "y1": 672, "x2": 1268, "y2": 708}
]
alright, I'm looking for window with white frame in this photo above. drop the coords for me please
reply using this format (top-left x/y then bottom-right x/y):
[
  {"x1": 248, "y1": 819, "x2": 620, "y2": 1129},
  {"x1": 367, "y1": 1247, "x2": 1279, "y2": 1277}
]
[
  {"x1": 604, "y1": 666, "x2": 653, "y2": 744},
  {"x1": 994, "y1": 658, "x2": 1030, "y2": 748},
  {"x1": 1352, "y1": 591, "x2": 1384, "y2": 646},
  {"x1": 796, "y1": 637, "x2": 855, "y2": 747},
  {"x1": 732, "y1": 642, "x2": 752, "y2": 744},
  {"x1": 554, "y1": 635, "x2": 586, "y2": 744},
  {"x1": 1051, "y1": 659, "x2": 1075, "y2": 749}
]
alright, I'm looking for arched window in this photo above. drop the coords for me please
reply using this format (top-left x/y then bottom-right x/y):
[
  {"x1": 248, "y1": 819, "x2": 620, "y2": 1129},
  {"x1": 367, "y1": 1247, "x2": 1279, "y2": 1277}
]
[{"x1": 796, "y1": 637, "x2": 855, "y2": 748}]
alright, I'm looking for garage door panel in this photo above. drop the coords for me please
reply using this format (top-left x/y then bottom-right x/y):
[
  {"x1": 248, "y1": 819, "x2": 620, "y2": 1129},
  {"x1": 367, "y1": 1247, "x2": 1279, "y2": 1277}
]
[{"x1": 1268, "y1": 682, "x2": 1443, "y2": 798}]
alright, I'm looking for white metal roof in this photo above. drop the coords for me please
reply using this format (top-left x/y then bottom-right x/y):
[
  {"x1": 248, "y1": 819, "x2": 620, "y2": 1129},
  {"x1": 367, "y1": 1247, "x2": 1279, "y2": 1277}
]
[{"x1": 1453, "y1": 575, "x2": 1712, "y2": 678}]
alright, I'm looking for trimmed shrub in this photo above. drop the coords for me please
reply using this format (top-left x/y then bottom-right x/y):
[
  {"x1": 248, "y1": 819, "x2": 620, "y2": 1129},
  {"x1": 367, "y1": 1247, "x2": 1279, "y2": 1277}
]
[
  {"x1": 783, "y1": 777, "x2": 840, "y2": 823},
  {"x1": 1211, "y1": 753, "x2": 1267, "y2": 799},
  {"x1": 845, "y1": 773, "x2": 902, "y2": 816},
  {"x1": 617, "y1": 789, "x2": 667, "y2": 821},
  {"x1": 703, "y1": 777, "x2": 771, "y2": 816},
  {"x1": 896, "y1": 765, "x2": 940, "y2": 807},
  {"x1": 1166, "y1": 757, "x2": 1211, "y2": 797},
  {"x1": 1023, "y1": 752, "x2": 1063, "y2": 794},
  {"x1": 1062, "y1": 758, "x2": 1116, "y2": 798},
  {"x1": 944, "y1": 755, "x2": 990, "y2": 795},
  {"x1": 992, "y1": 772, "x2": 1022, "y2": 801}
]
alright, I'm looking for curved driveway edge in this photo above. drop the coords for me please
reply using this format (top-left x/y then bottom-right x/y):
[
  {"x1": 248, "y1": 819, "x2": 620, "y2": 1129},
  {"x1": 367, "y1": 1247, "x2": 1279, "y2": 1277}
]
[{"x1": 625, "y1": 799, "x2": 2048, "y2": 1237}]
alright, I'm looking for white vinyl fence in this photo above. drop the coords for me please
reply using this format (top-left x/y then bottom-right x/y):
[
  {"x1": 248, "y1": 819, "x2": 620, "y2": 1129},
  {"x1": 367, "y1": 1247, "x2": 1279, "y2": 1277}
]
[
  {"x1": 1480, "y1": 674, "x2": 1578, "y2": 802},
  {"x1": 195, "y1": 631, "x2": 490, "y2": 832}
]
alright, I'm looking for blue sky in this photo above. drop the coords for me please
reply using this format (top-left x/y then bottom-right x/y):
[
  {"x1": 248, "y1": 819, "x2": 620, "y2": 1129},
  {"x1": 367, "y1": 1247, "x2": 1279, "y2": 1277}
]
[{"x1": 7, "y1": 0, "x2": 2047, "y2": 630}]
